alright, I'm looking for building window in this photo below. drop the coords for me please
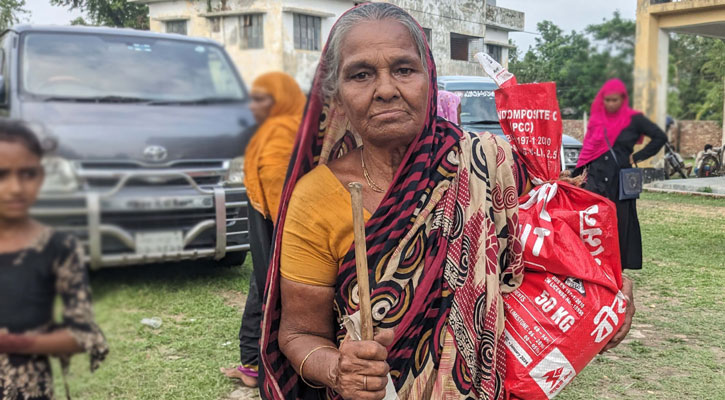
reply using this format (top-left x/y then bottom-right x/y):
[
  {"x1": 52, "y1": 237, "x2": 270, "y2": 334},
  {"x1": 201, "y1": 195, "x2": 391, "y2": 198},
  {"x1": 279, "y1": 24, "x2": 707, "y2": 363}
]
[
  {"x1": 210, "y1": 17, "x2": 221, "y2": 33},
  {"x1": 423, "y1": 28, "x2": 432, "y2": 44},
  {"x1": 240, "y1": 14, "x2": 263, "y2": 49},
  {"x1": 450, "y1": 33, "x2": 484, "y2": 62},
  {"x1": 486, "y1": 44, "x2": 503, "y2": 64},
  {"x1": 294, "y1": 13, "x2": 321, "y2": 51},
  {"x1": 450, "y1": 33, "x2": 468, "y2": 60},
  {"x1": 165, "y1": 20, "x2": 187, "y2": 35}
]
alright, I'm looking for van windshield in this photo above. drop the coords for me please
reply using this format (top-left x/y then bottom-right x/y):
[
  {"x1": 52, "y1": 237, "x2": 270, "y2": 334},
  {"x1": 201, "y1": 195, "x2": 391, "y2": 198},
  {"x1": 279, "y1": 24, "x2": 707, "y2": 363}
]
[
  {"x1": 20, "y1": 32, "x2": 245, "y2": 103},
  {"x1": 451, "y1": 89, "x2": 499, "y2": 124}
]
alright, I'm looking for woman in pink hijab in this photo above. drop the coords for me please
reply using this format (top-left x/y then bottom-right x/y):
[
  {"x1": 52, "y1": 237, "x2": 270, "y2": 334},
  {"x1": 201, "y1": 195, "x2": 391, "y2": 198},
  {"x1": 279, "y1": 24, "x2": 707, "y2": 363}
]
[
  {"x1": 437, "y1": 90, "x2": 461, "y2": 124},
  {"x1": 574, "y1": 79, "x2": 666, "y2": 270}
]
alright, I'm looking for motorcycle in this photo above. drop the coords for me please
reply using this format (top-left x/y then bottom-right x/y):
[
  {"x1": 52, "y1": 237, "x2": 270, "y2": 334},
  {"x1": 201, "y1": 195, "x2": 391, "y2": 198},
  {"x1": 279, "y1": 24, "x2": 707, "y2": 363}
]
[
  {"x1": 696, "y1": 144, "x2": 724, "y2": 178},
  {"x1": 663, "y1": 141, "x2": 688, "y2": 179}
]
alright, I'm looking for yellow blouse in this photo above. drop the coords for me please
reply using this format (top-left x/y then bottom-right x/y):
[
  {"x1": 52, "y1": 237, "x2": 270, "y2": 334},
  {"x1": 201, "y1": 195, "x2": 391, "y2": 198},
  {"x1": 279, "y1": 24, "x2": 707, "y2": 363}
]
[{"x1": 280, "y1": 165, "x2": 371, "y2": 287}]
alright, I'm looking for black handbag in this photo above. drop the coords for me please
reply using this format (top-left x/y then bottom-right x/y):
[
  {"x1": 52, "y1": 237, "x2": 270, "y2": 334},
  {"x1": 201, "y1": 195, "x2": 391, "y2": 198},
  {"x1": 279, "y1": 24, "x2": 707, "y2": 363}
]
[{"x1": 605, "y1": 130, "x2": 643, "y2": 200}]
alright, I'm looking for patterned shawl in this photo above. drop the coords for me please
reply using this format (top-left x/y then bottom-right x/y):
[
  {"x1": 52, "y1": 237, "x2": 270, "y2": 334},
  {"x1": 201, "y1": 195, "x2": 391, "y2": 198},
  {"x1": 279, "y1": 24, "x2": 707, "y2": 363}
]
[{"x1": 260, "y1": 4, "x2": 524, "y2": 399}]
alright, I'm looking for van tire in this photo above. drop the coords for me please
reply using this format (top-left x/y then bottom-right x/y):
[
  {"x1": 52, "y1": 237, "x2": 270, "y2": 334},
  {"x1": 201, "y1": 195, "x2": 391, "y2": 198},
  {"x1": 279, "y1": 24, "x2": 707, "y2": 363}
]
[{"x1": 215, "y1": 251, "x2": 248, "y2": 268}]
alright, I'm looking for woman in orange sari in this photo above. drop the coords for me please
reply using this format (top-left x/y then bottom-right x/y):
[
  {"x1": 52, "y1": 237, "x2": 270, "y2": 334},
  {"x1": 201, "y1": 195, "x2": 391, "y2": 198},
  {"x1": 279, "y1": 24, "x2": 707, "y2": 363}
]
[{"x1": 222, "y1": 72, "x2": 306, "y2": 388}]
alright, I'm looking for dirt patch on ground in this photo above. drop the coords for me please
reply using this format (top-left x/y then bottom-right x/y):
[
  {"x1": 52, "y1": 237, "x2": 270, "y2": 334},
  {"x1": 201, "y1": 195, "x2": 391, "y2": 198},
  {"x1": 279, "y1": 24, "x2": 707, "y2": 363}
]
[
  {"x1": 639, "y1": 199, "x2": 725, "y2": 219},
  {"x1": 225, "y1": 386, "x2": 260, "y2": 400},
  {"x1": 218, "y1": 289, "x2": 247, "y2": 312},
  {"x1": 623, "y1": 287, "x2": 691, "y2": 349}
]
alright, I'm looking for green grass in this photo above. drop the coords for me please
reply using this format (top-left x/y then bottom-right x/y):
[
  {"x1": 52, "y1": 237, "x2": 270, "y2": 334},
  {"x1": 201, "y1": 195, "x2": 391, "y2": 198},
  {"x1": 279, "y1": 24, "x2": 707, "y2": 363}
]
[
  {"x1": 558, "y1": 192, "x2": 725, "y2": 400},
  {"x1": 55, "y1": 192, "x2": 725, "y2": 399},
  {"x1": 53, "y1": 259, "x2": 254, "y2": 400}
]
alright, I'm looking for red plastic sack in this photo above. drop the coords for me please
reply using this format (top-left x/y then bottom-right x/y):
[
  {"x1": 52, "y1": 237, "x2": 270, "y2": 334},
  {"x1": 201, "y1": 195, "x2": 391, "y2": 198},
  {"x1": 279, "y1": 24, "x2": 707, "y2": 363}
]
[
  {"x1": 504, "y1": 182, "x2": 626, "y2": 400},
  {"x1": 495, "y1": 82, "x2": 562, "y2": 183},
  {"x1": 493, "y1": 82, "x2": 627, "y2": 399}
]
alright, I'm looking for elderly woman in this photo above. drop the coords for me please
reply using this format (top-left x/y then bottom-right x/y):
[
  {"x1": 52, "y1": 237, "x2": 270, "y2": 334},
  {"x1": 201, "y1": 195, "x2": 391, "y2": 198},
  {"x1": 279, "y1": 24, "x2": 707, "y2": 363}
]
[
  {"x1": 259, "y1": 4, "x2": 525, "y2": 399},
  {"x1": 260, "y1": 4, "x2": 630, "y2": 400}
]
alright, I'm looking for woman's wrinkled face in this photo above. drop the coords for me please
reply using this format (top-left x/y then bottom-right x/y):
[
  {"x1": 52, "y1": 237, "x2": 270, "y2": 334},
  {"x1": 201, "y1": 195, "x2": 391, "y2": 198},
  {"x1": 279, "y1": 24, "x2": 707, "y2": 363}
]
[
  {"x1": 603, "y1": 93, "x2": 624, "y2": 114},
  {"x1": 0, "y1": 141, "x2": 43, "y2": 221},
  {"x1": 336, "y1": 20, "x2": 429, "y2": 148},
  {"x1": 250, "y1": 91, "x2": 275, "y2": 124}
]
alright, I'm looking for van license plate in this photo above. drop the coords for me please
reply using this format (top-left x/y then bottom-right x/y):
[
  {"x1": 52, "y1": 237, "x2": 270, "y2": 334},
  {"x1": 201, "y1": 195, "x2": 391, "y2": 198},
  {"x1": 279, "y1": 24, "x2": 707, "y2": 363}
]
[
  {"x1": 104, "y1": 196, "x2": 213, "y2": 211},
  {"x1": 135, "y1": 231, "x2": 184, "y2": 254}
]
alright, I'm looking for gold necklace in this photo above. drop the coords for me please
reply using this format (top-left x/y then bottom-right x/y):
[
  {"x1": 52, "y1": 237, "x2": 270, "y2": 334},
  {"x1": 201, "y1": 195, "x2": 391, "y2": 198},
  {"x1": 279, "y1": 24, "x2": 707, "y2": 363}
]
[{"x1": 361, "y1": 150, "x2": 386, "y2": 193}]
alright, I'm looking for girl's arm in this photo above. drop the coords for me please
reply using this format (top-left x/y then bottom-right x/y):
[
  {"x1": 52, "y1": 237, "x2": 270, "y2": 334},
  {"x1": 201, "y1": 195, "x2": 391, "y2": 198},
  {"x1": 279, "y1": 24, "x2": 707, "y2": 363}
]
[{"x1": 0, "y1": 330, "x2": 82, "y2": 356}]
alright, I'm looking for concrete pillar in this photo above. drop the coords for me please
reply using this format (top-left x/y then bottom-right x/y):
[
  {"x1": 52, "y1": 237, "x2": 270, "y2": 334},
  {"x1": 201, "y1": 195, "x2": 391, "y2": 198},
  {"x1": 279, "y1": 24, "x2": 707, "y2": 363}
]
[{"x1": 633, "y1": 0, "x2": 669, "y2": 167}]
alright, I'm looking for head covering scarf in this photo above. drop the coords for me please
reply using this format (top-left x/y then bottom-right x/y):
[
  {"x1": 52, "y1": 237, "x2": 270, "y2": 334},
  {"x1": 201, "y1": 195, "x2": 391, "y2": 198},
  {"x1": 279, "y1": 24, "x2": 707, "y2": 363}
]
[
  {"x1": 244, "y1": 72, "x2": 307, "y2": 220},
  {"x1": 437, "y1": 90, "x2": 462, "y2": 124},
  {"x1": 260, "y1": 4, "x2": 524, "y2": 400},
  {"x1": 576, "y1": 79, "x2": 641, "y2": 168}
]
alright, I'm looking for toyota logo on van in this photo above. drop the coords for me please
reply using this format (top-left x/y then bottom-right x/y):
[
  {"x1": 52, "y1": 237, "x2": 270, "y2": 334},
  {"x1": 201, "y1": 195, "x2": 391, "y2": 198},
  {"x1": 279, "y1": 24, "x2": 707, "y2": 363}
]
[{"x1": 143, "y1": 145, "x2": 168, "y2": 162}]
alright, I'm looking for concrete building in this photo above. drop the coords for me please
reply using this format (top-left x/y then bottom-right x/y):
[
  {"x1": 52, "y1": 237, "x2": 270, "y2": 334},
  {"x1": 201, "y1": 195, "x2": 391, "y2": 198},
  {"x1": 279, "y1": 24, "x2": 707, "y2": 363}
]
[
  {"x1": 634, "y1": 0, "x2": 725, "y2": 165},
  {"x1": 134, "y1": 0, "x2": 524, "y2": 90}
]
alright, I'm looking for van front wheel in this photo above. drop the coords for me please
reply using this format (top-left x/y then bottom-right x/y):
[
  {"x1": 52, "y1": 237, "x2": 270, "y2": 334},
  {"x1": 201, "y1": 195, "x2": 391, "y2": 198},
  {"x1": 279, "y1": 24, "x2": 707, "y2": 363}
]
[{"x1": 214, "y1": 251, "x2": 248, "y2": 268}]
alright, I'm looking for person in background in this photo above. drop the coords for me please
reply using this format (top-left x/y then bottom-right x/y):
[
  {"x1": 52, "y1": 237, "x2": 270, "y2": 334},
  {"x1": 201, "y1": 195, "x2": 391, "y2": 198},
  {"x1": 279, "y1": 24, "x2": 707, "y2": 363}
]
[
  {"x1": 694, "y1": 144, "x2": 714, "y2": 176},
  {"x1": 436, "y1": 90, "x2": 461, "y2": 124},
  {"x1": 221, "y1": 72, "x2": 306, "y2": 389},
  {"x1": 0, "y1": 120, "x2": 108, "y2": 400},
  {"x1": 574, "y1": 79, "x2": 667, "y2": 271}
]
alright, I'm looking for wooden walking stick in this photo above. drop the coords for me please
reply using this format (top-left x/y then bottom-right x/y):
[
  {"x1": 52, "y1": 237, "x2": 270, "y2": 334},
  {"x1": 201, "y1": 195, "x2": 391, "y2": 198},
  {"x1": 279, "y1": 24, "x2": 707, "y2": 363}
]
[{"x1": 348, "y1": 182, "x2": 374, "y2": 341}]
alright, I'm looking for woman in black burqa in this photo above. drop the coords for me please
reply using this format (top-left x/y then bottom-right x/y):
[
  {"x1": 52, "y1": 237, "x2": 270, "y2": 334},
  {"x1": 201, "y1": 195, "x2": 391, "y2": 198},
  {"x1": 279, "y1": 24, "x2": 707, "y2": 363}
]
[{"x1": 574, "y1": 79, "x2": 667, "y2": 270}]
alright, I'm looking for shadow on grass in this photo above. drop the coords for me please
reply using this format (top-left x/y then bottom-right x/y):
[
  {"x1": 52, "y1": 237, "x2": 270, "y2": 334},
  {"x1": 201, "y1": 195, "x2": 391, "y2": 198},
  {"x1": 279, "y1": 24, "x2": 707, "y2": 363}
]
[{"x1": 89, "y1": 257, "x2": 252, "y2": 301}]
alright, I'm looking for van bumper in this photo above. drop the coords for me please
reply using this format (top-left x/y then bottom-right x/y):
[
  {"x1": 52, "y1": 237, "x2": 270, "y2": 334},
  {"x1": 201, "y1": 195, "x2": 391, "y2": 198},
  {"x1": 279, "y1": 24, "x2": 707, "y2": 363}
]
[{"x1": 32, "y1": 173, "x2": 249, "y2": 269}]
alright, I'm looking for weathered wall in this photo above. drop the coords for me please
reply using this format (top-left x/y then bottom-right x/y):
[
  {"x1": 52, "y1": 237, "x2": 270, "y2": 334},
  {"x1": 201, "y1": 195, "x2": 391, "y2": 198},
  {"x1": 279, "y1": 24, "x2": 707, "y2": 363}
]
[
  {"x1": 144, "y1": 0, "x2": 523, "y2": 89},
  {"x1": 484, "y1": 3, "x2": 524, "y2": 31},
  {"x1": 562, "y1": 119, "x2": 586, "y2": 142},
  {"x1": 390, "y1": 0, "x2": 487, "y2": 77},
  {"x1": 670, "y1": 120, "x2": 723, "y2": 157},
  {"x1": 146, "y1": 0, "x2": 354, "y2": 90},
  {"x1": 280, "y1": 0, "x2": 355, "y2": 90}
]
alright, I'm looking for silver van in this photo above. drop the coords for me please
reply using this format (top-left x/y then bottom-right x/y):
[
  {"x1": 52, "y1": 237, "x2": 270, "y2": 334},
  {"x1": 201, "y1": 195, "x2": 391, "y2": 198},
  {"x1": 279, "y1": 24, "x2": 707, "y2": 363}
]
[{"x1": 0, "y1": 25, "x2": 255, "y2": 268}]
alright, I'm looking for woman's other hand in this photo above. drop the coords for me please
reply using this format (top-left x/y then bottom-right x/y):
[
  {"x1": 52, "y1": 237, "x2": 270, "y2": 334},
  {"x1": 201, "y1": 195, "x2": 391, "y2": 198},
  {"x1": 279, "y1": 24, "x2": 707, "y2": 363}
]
[
  {"x1": 601, "y1": 276, "x2": 635, "y2": 353},
  {"x1": 332, "y1": 329, "x2": 394, "y2": 400}
]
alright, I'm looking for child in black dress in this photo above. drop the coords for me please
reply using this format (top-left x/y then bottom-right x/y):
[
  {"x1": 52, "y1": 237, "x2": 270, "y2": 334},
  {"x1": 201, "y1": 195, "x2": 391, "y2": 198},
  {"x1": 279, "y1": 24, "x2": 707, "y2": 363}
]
[{"x1": 0, "y1": 120, "x2": 108, "y2": 399}]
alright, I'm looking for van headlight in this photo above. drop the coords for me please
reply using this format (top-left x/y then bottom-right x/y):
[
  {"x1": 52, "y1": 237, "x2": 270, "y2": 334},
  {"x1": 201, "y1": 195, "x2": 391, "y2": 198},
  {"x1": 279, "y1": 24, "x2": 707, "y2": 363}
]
[
  {"x1": 41, "y1": 156, "x2": 80, "y2": 193},
  {"x1": 563, "y1": 148, "x2": 581, "y2": 166},
  {"x1": 224, "y1": 156, "x2": 245, "y2": 186}
]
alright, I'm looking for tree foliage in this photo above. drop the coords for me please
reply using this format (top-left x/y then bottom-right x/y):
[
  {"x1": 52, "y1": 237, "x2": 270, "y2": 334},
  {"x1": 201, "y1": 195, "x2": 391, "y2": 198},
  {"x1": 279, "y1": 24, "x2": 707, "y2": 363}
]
[
  {"x1": 668, "y1": 34, "x2": 724, "y2": 123},
  {"x1": 509, "y1": 21, "x2": 601, "y2": 117},
  {"x1": 50, "y1": 0, "x2": 149, "y2": 30},
  {"x1": 509, "y1": 12, "x2": 723, "y2": 124},
  {"x1": 0, "y1": 0, "x2": 28, "y2": 30}
]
